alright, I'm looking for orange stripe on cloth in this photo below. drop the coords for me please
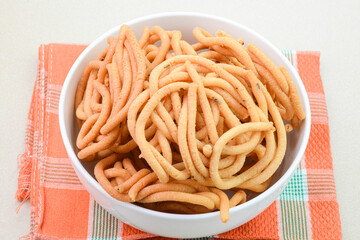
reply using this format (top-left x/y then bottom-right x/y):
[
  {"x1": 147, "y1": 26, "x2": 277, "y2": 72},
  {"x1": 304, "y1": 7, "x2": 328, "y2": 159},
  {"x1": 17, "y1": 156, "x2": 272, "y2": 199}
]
[
  {"x1": 45, "y1": 113, "x2": 69, "y2": 158},
  {"x1": 40, "y1": 187, "x2": 90, "y2": 238},
  {"x1": 49, "y1": 43, "x2": 87, "y2": 85},
  {"x1": 122, "y1": 224, "x2": 155, "y2": 239},
  {"x1": 297, "y1": 51, "x2": 323, "y2": 93},
  {"x1": 309, "y1": 201, "x2": 341, "y2": 240},
  {"x1": 297, "y1": 51, "x2": 341, "y2": 239},
  {"x1": 218, "y1": 202, "x2": 278, "y2": 239},
  {"x1": 304, "y1": 124, "x2": 333, "y2": 169}
]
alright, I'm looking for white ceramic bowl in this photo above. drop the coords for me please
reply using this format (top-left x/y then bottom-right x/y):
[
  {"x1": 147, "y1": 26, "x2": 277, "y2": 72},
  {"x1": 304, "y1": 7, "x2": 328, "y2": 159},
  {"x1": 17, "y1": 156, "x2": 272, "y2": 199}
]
[{"x1": 59, "y1": 12, "x2": 311, "y2": 238}]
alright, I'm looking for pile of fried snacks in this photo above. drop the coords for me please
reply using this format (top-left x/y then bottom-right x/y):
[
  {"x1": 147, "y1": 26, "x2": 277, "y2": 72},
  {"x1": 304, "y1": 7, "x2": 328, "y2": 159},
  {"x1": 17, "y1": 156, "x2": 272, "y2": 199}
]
[{"x1": 75, "y1": 25, "x2": 305, "y2": 222}]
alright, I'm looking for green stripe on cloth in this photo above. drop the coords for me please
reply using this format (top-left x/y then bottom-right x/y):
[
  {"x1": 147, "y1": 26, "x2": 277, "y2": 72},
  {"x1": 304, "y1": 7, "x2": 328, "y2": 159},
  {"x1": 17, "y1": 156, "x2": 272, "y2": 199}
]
[
  {"x1": 280, "y1": 169, "x2": 308, "y2": 201},
  {"x1": 280, "y1": 200, "x2": 309, "y2": 240},
  {"x1": 282, "y1": 50, "x2": 294, "y2": 65},
  {"x1": 278, "y1": 50, "x2": 311, "y2": 240},
  {"x1": 92, "y1": 201, "x2": 119, "y2": 239}
]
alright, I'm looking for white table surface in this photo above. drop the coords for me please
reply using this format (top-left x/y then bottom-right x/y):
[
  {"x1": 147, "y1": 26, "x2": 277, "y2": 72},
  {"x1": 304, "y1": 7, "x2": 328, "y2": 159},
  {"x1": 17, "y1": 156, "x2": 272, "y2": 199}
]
[{"x1": 1, "y1": 0, "x2": 359, "y2": 239}]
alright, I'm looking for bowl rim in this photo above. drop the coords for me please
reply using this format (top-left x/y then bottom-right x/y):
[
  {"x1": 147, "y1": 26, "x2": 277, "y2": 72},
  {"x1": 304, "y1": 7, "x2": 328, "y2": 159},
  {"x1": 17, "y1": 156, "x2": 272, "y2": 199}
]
[{"x1": 59, "y1": 11, "x2": 311, "y2": 220}]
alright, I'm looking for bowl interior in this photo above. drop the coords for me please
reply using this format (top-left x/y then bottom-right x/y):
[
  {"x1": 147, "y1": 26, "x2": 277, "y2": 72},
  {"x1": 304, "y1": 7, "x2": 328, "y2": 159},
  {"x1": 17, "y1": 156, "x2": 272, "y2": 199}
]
[{"x1": 60, "y1": 12, "x2": 310, "y2": 213}]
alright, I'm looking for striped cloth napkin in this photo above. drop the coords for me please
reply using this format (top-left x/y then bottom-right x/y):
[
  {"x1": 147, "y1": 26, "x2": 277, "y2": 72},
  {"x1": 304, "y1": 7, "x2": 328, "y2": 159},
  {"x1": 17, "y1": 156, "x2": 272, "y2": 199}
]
[{"x1": 16, "y1": 44, "x2": 342, "y2": 240}]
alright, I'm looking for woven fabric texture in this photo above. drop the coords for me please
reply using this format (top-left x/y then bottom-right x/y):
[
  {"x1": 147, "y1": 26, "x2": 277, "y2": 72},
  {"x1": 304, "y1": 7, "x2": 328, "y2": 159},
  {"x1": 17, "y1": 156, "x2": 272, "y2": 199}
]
[{"x1": 16, "y1": 44, "x2": 342, "y2": 240}]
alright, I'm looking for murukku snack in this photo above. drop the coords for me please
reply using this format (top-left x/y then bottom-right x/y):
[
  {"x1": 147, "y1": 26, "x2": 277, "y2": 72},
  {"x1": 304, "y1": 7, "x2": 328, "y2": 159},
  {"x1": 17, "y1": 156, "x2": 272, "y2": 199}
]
[{"x1": 75, "y1": 25, "x2": 305, "y2": 223}]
